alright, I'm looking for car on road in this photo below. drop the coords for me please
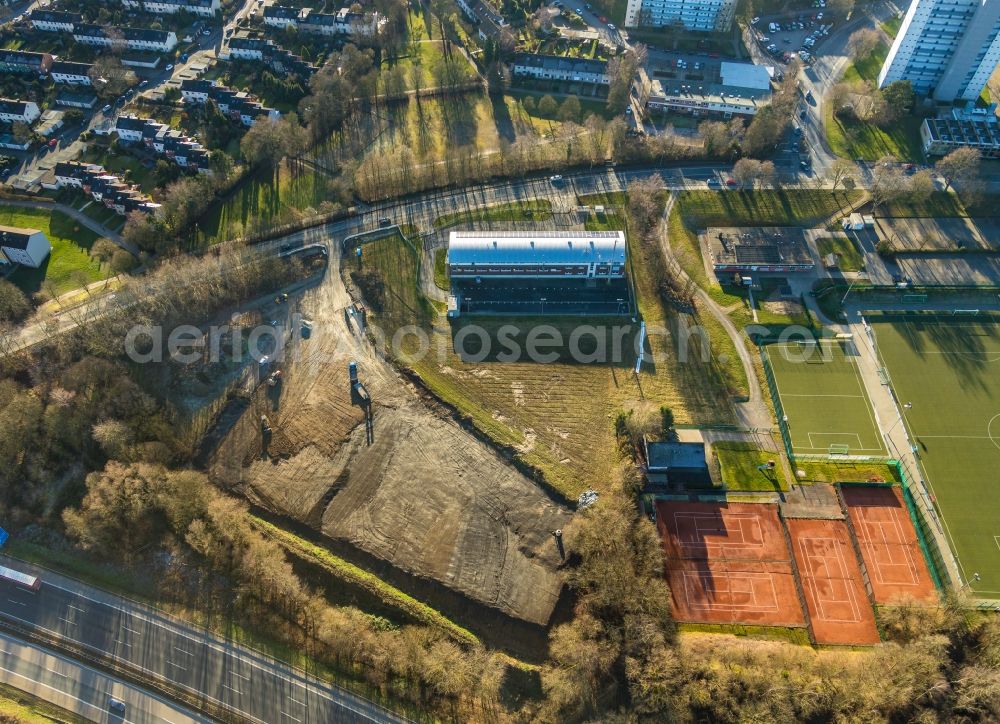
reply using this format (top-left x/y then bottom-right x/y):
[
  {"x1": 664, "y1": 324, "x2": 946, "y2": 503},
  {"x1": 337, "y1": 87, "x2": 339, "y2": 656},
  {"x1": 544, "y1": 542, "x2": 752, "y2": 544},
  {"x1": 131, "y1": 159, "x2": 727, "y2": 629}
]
[
  {"x1": 607, "y1": 22, "x2": 615, "y2": 30},
  {"x1": 48, "y1": 138, "x2": 57, "y2": 148},
  {"x1": 707, "y1": 178, "x2": 722, "y2": 188},
  {"x1": 725, "y1": 178, "x2": 737, "y2": 187},
  {"x1": 379, "y1": 217, "x2": 392, "y2": 227},
  {"x1": 799, "y1": 109, "x2": 807, "y2": 119},
  {"x1": 800, "y1": 160, "x2": 811, "y2": 170},
  {"x1": 202, "y1": 27, "x2": 212, "y2": 35},
  {"x1": 108, "y1": 698, "x2": 126, "y2": 717},
  {"x1": 165, "y1": 64, "x2": 174, "y2": 71},
  {"x1": 751, "y1": 16, "x2": 760, "y2": 24},
  {"x1": 549, "y1": 174, "x2": 563, "y2": 184},
  {"x1": 139, "y1": 79, "x2": 149, "y2": 87},
  {"x1": 102, "y1": 104, "x2": 111, "y2": 113}
]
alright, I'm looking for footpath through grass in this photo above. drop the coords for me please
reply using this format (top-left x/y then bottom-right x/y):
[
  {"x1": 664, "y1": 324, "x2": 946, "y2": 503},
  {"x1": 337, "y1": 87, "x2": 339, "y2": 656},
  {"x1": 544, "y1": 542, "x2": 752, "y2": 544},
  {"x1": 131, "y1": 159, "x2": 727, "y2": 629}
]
[{"x1": 0, "y1": 206, "x2": 103, "y2": 298}]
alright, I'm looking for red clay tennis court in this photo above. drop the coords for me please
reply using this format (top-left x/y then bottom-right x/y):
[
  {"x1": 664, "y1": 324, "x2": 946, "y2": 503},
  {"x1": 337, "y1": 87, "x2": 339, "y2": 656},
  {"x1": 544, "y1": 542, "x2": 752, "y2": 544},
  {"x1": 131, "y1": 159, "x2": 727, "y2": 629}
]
[
  {"x1": 842, "y1": 486, "x2": 938, "y2": 604},
  {"x1": 657, "y1": 501, "x2": 806, "y2": 627},
  {"x1": 786, "y1": 518, "x2": 880, "y2": 645}
]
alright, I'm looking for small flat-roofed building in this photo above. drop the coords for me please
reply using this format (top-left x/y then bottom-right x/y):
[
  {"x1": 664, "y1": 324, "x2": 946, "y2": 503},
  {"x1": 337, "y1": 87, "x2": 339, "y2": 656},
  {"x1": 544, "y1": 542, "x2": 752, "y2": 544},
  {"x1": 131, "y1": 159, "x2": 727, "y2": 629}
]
[
  {"x1": 0, "y1": 226, "x2": 51, "y2": 267},
  {"x1": 706, "y1": 227, "x2": 814, "y2": 274},
  {"x1": 920, "y1": 116, "x2": 1000, "y2": 158},
  {"x1": 448, "y1": 230, "x2": 626, "y2": 280},
  {"x1": 644, "y1": 440, "x2": 711, "y2": 487}
]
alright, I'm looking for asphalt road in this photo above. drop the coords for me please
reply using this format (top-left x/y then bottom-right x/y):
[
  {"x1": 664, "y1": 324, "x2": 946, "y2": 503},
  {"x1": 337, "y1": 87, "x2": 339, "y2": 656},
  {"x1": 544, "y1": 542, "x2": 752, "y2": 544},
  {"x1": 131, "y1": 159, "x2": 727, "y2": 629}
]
[
  {"x1": 0, "y1": 630, "x2": 210, "y2": 724},
  {"x1": 0, "y1": 557, "x2": 405, "y2": 724}
]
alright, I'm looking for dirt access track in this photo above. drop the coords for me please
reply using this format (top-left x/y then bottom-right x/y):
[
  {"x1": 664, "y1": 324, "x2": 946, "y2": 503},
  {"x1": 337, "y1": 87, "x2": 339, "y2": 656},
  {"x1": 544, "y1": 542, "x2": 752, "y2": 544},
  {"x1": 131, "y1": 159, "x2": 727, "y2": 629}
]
[{"x1": 209, "y1": 229, "x2": 571, "y2": 631}]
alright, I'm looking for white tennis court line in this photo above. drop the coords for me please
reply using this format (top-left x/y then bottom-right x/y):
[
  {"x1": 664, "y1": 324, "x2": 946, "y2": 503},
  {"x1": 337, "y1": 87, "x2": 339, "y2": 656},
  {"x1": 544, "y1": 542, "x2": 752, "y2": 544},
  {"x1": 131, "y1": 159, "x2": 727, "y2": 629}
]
[
  {"x1": 680, "y1": 570, "x2": 780, "y2": 612},
  {"x1": 797, "y1": 536, "x2": 864, "y2": 624},
  {"x1": 852, "y1": 505, "x2": 919, "y2": 586},
  {"x1": 672, "y1": 512, "x2": 766, "y2": 552}
]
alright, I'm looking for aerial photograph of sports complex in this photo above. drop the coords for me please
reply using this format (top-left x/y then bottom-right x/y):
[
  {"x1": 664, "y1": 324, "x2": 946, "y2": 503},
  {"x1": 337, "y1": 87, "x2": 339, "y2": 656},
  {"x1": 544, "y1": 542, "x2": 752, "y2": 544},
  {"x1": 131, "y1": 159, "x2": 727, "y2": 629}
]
[{"x1": 1, "y1": 0, "x2": 1000, "y2": 720}]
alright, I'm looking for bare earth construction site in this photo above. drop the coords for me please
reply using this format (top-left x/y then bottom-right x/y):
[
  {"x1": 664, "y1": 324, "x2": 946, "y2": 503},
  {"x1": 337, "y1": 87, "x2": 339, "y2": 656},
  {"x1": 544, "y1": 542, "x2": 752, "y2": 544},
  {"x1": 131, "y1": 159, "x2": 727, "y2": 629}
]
[{"x1": 209, "y1": 231, "x2": 571, "y2": 633}]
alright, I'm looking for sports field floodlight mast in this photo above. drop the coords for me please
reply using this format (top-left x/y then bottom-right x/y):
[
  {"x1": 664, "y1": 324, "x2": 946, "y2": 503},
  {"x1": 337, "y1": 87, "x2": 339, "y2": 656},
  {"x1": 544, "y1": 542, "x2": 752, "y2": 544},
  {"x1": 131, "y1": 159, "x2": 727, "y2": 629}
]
[
  {"x1": 960, "y1": 572, "x2": 981, "y2": 592},
  {"x1": 886, "y1": 402, "x2": 912, "y2": 435}
]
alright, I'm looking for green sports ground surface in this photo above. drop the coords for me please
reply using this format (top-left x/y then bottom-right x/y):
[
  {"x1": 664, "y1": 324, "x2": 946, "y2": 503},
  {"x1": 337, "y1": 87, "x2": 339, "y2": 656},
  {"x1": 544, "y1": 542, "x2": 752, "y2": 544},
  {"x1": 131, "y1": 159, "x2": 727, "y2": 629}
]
[
  {"x1": 763, "y1": 340, "x2": 886, "y2": 458},
  {"x1": 870, "y1": 312, "x2": 1000, "y2": 598}
]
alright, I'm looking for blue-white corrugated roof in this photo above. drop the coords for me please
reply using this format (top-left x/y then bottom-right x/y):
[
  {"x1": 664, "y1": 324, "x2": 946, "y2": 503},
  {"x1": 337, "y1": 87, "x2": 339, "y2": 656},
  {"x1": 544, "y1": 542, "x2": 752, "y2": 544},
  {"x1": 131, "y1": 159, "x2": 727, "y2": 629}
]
[{"x1": 448, "y1": 231, "x2": 626, "y2": 266}]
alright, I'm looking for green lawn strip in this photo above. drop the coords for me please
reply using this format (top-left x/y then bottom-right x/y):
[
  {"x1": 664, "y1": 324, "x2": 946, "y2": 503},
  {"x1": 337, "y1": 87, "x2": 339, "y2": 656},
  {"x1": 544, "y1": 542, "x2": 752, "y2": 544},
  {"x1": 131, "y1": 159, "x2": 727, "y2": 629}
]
[
  {"x1": 817, "y1": 235, "x2": 864, "y2": 272},
  {"x1": 577, "y1": 191, "x2": 626, "y2": 207},
  {"x1": 433, "y1": 199, "x2": 553, "y2": 229},
  {"x1": 793, "y1": 460, "x2": 901, "y2": 484},
  {"x1": 433, "y1": 247, "x2": 449, "y2": 291},
  {"x1": 0, "y1": 206, "x2": 103, "y2": 297},
  {"x1": 713, "y1": 441, "x2": 789, "y2": 491},
  {"x1": 677, "y1": 622, "x2": 812, "y2": 645},
  {"x1": 0, "y1": 681, "x2": 79, "y2": 723},
  {"x1": 252, "y1": 518, "x2": 480, "y2": 646},
  {"x1": 878, "y1": 191, "x2": 973, "y2": 218},
  {"x1": 584, "y1": 210, "x2": 625, "y2": 231},
  {"x1": 880, "y1": 16, "x2": 903, "y2": 39},
  {"x1": 845, "y1": 41, "x2": 889, "y2": 83}
]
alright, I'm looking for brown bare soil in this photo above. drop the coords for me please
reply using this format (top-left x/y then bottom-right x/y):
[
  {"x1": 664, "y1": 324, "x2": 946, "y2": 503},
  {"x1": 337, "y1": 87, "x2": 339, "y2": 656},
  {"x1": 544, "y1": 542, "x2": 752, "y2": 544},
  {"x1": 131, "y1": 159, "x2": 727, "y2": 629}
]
[{"x1": 209, "y1": 240, "x2": 571, "y2": 627}]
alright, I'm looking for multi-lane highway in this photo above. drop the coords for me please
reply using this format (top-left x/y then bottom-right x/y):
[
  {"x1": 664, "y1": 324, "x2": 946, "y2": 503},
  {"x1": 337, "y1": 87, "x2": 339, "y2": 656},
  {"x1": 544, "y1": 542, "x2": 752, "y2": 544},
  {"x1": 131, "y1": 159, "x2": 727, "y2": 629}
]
[
  {"x1": 0, "y1": 557, "x2": 405, "y2": 723},
  {"x1": 0, "y1": 630, "x2": 210, "y2": 723}
]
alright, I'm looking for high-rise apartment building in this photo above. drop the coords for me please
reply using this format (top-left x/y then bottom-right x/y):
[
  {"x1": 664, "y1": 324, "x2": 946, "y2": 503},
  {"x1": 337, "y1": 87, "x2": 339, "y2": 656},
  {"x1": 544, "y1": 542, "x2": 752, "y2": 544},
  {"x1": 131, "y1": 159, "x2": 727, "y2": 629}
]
[
  {"x1": 878, "y1": 0, "x2": 1000, "y2": 102},
  {"x1": 624, "y1": 0, "x2": 736, "y2": 32}
]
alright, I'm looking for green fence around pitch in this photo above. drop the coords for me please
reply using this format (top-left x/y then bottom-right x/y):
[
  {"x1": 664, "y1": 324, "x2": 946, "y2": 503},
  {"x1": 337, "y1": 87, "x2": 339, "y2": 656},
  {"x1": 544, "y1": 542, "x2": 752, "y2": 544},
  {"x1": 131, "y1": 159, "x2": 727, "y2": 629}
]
[
  {"x1": 758, "y1": 344, "x2": 794, "y2": 460},
  {"x1": 893, "y1": 464, "x2": 947, "y2": 593}
]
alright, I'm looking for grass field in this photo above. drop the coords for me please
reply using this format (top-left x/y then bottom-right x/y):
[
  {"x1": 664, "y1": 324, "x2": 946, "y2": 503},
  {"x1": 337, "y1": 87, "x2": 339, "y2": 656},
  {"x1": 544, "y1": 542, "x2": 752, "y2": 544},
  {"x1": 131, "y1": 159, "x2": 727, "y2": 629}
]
[
  {"x1": 817, "y1": 235, "x2": 864, "y2": 272},
  {"x1": 870, "y1": 312, "x2": 1000, "y2": 598},
  {"x1": 195, "y1": 162, "x2": 332, "y2": 244},
  {"x1": 713, "y1": 441, "x2": 789, "y2": 491},
  {"x1": 433, "y1": 199, "x2": 552, "y2": 228},
  {"x1": 763, "y1": 339, "x2": 886, "y2": 458},
  {"x1": 824, "y1": 38, "x2": 925, "y2": 161},
  {"x1": 0, "y1": 206, "x2": 103, "y2": 297},
  {"x1": 357, "y1": 226, "x2": 735, "y2": 498}
]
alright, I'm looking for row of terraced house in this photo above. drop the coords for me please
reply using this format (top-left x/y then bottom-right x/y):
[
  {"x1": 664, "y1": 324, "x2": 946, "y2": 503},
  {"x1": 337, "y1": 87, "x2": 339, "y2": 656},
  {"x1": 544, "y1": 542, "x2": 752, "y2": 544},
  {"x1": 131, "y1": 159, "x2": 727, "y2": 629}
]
[
  {"x1": 46, "y1": 162, "x2": 161, "y2": 216},
  {"x1": 113, "y1": 115, "x2": 211, "y2": 172},
  {"x1": 29, "y1": 11, "x2": 178, "y2": 53},
  {"x1": 179, "y1": 79, "x2": 282, "y2": 126},
  {"x1": 262, "y1": 5, "x2": 383, "y2": 36},
  {"x1": 222, "y1": 32, "x2": 315, "y2": 77}
]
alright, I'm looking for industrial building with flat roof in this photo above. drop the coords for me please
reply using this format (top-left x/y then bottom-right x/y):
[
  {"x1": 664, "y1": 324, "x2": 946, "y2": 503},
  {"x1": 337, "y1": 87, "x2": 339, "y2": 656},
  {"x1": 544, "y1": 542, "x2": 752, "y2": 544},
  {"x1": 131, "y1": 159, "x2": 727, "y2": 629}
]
[
  {"x1": 446, "y1": 231, "x2": 632, "y2": 316},
  {"x1": 705, "y1": 227, "x2": 814, "y2": 274},
  {"x1": 644, "y1": 60, "x2": 773, "y2": 118}
]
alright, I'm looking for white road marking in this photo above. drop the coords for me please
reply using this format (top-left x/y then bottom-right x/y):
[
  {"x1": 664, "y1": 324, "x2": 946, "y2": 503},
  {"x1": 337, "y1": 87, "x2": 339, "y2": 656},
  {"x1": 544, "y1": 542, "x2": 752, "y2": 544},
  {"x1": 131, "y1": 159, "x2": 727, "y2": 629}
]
[
  {"x1": 6, "y1": 599, "x2": 24, "y2": 607},
  {"x1": 280, "y1": 711, "x2": 302, "y2": 722}
]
